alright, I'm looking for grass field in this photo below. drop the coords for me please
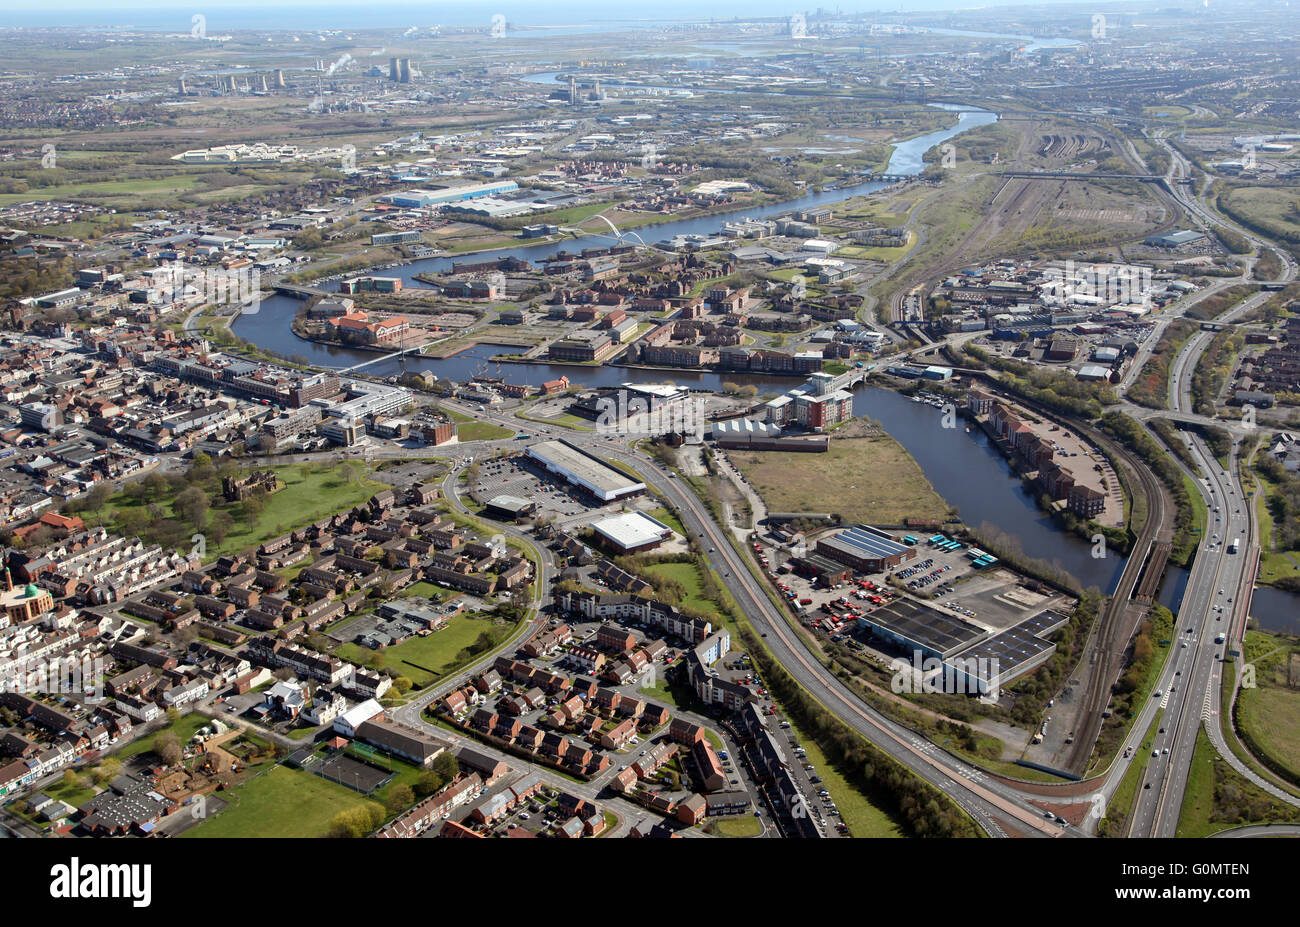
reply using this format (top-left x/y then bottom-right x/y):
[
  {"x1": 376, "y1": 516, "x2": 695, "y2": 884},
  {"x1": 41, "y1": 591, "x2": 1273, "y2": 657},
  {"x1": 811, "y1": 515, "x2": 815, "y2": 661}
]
[
  {"x1": 1237, "y1": 685, "x2": 1300, "y2": 779},
  {"x1": 643, "y1": 561, "x2": 739, "y2": 635},
  {"x1": 647, "y1": 506, "x2": 687, "y2": 537},
  {"x1": 116, "y1": 714, "x2": 212, "y2": 760},
  {"x1": 336, "y1": 614, "x2": 505, "y2": 686},
  {"x1": 0, "y1": 175, "x2": 203, "y2": 207},
  {"x1": 711, "y1": 815, "x2": 763, "y2": 837},
  {"x1": 1176, "y1": 725, "x2": 1300, "y2": 838},
  {"x1": 730, "y1": 435, "x2": 951, "y2": 525},
  {"x1": 1142, "y1": 104, "x2": 1195, "y2": 120},
  {"x1": 93, "y1": 461, "x2": 385, "y2": 561},
  {"x1": 1248, "y1": 465, "x2": 1300, "y2": 587},
  {"x1": 637, "y1": 676, "x2": 681, "y2": 707},
  {"x1": 1235, "y1": 630, "x2": 1300, "y2": 780},
  {"x1": 219, "y1": 464, "x2": 384, "y2": 555},
  {"x1": 444, "y1": 407, "x2": 514, "y2": 442},
  {"x1": 1223, "y1": 186, "x2": 1300, "y2": 240},
  {"x1": 834, "y1": 232, "x2": 916, "y2": 263},
  {"x1": 183, "y1": 766, "x2": 368, "y2": 838},
  {"x1": 401, "y1": 581, "x2": 456, "y2": 602},
  {"x1": 41, "y1": 773, "x2": 99, "y2": 811}
]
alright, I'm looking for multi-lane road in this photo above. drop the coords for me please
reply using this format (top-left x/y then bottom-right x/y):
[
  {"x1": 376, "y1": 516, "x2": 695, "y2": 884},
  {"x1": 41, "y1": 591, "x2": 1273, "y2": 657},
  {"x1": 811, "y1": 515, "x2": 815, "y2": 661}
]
[
  {"x1": 1116, "y1": 132, "x2": 1299, "y2": 833},
  {"x1": 236, "y1": 120, "x2": 1296, "y2": 838}
]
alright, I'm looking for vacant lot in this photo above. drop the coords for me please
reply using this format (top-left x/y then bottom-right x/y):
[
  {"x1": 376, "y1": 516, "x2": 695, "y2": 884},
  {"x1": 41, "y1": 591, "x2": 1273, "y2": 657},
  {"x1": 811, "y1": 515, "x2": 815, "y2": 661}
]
[
  {"x1": 730, "y1": 435, "x2": 950, "y2": 525},
  {"x1": 445, "y1": 407, "x2": 514, "y2": 442},
  {"x1": 1223, "y1": 186, "x2": 1300, "y2": 241},
  {"x1": 183, "y1": 766, "x2": 366, "y2": 838},
  {"x1": 336, "y1": 614, "x2": 509, "y2": 687}
]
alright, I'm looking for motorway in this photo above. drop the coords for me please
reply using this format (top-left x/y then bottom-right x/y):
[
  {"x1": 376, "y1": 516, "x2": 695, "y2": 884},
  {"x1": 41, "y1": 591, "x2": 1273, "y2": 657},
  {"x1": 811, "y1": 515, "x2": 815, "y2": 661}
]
[
  {"x1": 1118, "y1": 132, "x2": 1299, "y2": 835},
  {"x1": 182, "y1": 119, "x2": 1296, "y2": 838}
]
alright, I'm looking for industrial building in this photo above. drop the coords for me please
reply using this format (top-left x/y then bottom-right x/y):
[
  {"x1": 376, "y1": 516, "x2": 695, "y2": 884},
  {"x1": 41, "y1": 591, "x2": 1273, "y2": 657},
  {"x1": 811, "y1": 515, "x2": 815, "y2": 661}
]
[
  {"x1": 523, "y1": 440, "x2": 645, "y2": 502},
  {"x1": 380, "y1": 182, "x2": 520, "y2": 208},
  {"x1": 815, "y1": 525, "x2": 917, "y2": 572},
  {"x1": 857, "y1": 597, "x2": 987, "y2": 661},
  {"x1": 590, "y1": 511, "x2": 676, "y2": 554},
  {"x1": 1143, "y1": 230, "x2": 1208, "y2": 249},
  {"x1": 858, "y1": 596, "x2": 1073, "y2": 696},
  {"x1": 942, "y1": 608, "x2": 1070, "y2": 696},
  {"x1": 484, "y1": 495, "x2": 538, "y2": 522}
]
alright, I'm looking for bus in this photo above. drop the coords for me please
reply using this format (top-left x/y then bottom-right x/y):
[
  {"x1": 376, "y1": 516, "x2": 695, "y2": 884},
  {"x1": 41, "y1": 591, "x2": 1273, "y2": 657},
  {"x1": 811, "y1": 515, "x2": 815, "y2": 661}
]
[{"x1": 1228, "y1": 538, "x2": 1240, "y2": 554}]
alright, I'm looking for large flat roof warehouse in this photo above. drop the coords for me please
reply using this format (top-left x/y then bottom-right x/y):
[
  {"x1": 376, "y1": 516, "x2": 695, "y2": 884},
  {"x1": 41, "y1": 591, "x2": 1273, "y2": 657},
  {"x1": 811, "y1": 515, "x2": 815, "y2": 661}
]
[
  {"x1": 524, "y1": 439, "x2": 646, "y2": 502},
  {"x1": 1144, "y1": 230, "x2": 1207, "y2": 248},
  {"x1": 591, "y1": 511, "x2": 675, "y2": 553},
  {"x1": 942, "y1": 608, "x2": 1071, "y2": 694},
  {"x1": 857, "y1": 597, "x2": 989, "y2": 660},
  {"x1": 948, "y1": 608, "x2": 1070, "y2": 675}
]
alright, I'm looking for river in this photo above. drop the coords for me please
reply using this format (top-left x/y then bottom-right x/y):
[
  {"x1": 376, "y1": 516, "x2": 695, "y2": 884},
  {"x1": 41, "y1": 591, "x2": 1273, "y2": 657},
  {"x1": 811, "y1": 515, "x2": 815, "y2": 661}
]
[
  {"x1": 229, "y1": 105, "x2": 1298, "y2": 632},
  {"x1": 232, "y1": 102, "x2": 994, "y2": 370}
]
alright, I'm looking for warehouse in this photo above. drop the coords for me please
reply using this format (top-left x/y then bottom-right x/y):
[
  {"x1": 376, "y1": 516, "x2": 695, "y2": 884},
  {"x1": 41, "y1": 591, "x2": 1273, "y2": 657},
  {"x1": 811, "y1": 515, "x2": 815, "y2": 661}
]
[
  {"x1": 484, "y1": 494, "x2": 538, "y2": 522},
  {"x1": 380, "y1": 181, "x2": 520, "y2": 208},
  {"x1": 1076, "y1": 364, "x2": 1111, "y2": 381},
  {"x1": 591, "y1": 511, "x2": 675, "y2": 553},
  {"x1": 815, "y1": 525, "x2": 917, "y2": 572},
  {"x1": 942, "y1": 608, "x2": 1070, "y2": 696},
  {"x1": 1143, "y1": 230, "x2": 1207, "y2": 249},
  {"x1": 524, "y1": 439, "x2": 645, "y2": 502},
  {"x1": 856, "y1": 597, "x2": 989, "y2": 662}
]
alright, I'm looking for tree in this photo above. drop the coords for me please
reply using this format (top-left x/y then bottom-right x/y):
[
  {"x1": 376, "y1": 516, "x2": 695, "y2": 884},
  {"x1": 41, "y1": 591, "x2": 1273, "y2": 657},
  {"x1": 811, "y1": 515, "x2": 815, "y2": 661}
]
[
  {"x1": 207, "y1": 510, "x2": 235, "y2": 546},
  {"x1": 155, "y1": 732, "x2": 183, "y2": 767},
  {"x1": 327, "y1": 806, "x2": 373, "y2": 838},
  {"x1": 432, "y1": 751, "x2": 459, "y2": 783},
  {"x1": 174, "y1": 486, "x2": 210, "y2": 532},
  {"x1": 61, "y1": 769, "x2": 84, "y2": 791},
  {"x1": 92, "y1": 758, "x2": 122, "y2": 787},
  {"x1": 86, "y1": 481, "x2": 114, "y2": 515},
  {"x1": 143, "y1": 471, "x2": 170, "y2": 501},
  {"x1": 385, "y1": 784, "x2": 414, "y2": 814}
]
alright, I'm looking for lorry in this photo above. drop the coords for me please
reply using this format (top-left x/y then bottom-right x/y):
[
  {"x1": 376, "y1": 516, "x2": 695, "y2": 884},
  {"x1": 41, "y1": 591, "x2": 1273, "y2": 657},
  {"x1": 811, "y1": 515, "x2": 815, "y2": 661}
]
[{"x1": 1228, "y1": 538, "x2": 1240, "y2": 554}]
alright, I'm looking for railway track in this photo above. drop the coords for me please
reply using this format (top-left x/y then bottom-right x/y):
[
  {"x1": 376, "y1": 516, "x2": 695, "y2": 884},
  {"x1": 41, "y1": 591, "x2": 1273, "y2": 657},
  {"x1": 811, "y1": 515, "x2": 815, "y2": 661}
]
[{"x1": 1061, "y1": 424, "x2": 1172, "y2": 775}]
